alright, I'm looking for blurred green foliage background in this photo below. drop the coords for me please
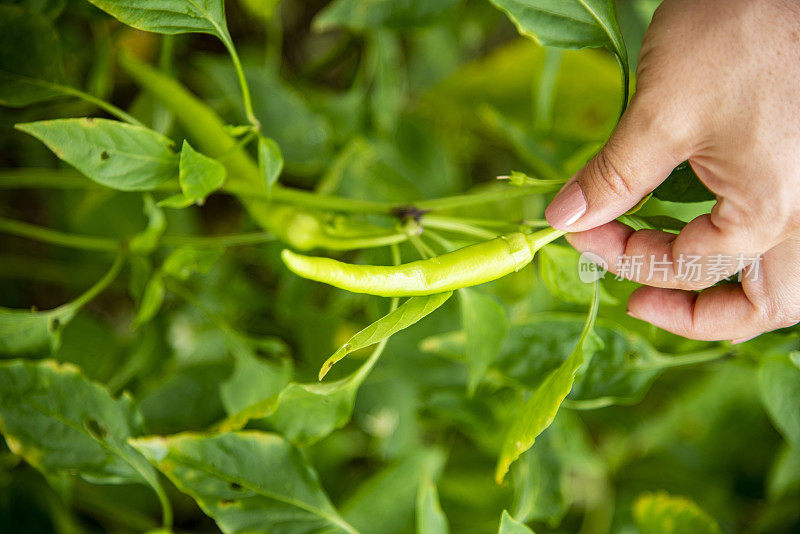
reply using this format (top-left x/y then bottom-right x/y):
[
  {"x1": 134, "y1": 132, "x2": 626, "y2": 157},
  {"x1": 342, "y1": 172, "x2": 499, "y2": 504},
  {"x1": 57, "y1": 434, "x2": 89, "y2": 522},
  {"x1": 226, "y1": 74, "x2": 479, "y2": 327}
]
[{"x1": 1, "y1": 1, "x2": 799, "y2": 533}]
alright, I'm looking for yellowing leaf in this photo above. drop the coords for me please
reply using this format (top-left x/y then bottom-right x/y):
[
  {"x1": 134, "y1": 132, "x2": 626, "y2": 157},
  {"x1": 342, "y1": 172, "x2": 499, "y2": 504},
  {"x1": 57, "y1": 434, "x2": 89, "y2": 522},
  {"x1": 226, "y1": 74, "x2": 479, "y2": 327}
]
[
  {"x1": 132, "y1": 431, "x2": 357, "y2": 533},
  {"x1": 633, "y1": 491, "x2": 721, "y2": 534},
  {"x1": 0, "y1": 359, "x2": 171, "y2": 524}
]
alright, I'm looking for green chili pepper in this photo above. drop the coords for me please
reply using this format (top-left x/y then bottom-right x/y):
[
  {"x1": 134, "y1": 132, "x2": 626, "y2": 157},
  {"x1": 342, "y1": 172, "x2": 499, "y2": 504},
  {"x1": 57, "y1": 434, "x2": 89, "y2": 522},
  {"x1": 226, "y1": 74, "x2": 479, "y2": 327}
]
[{"x1": 281, "y1": 227, "x2": 565, "y2": 296}]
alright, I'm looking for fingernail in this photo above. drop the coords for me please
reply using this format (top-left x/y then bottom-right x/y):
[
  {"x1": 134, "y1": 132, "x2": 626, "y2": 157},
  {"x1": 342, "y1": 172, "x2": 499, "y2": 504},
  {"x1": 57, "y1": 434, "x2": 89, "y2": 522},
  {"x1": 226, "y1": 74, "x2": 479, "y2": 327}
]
[
  {"x1": 545, "y1": 181, "x2": 587, "y2": 229},
  {"x1": 627, "y1": 310, "x2": 642, "y2": 321},
  {"x1": 731, "y1": 335, "x2": 757, "y2": 345}
]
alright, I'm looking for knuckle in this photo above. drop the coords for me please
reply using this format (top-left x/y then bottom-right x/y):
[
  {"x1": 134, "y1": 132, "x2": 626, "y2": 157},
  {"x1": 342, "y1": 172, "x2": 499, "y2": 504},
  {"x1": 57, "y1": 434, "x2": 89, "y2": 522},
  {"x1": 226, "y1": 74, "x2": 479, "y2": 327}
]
[
  {"x1": 759, "y1": 298, "x2": 800, "y2": 330},
  {"x1": 587, "y1": 148, "x2": 635, "y2": 201}
]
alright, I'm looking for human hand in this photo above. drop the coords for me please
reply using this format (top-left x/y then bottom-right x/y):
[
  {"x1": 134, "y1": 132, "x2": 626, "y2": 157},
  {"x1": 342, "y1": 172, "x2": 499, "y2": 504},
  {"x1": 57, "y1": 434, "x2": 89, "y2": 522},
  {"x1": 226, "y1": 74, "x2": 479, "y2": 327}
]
[{"x1": 544, "y1": 0, "x2": 800, "y2": 342}]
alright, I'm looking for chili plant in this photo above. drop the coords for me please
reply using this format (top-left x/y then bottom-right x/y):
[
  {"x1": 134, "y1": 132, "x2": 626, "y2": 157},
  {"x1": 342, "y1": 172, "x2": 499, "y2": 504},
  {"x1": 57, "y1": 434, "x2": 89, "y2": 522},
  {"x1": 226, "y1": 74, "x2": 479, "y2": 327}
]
[{"x1": 1, "y1": 1, "x2": 798, "y2": 533}]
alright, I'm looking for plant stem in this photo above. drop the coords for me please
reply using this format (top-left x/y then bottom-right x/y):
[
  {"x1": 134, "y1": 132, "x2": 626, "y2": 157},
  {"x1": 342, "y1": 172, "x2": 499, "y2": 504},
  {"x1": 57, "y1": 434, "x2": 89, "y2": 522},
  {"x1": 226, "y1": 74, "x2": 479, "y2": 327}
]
[
  {"x1": 415, "y1": 184, "x2": 560, "y2": 212},
  {"x1": 526, "y1": 227, "x2": 566, "y2": 251},
  {"x1": 55, "y1": 84, "x2": 145, "y2": 127},
  {"x1": 422, "y1": 215, "x2": 498, "y2": 240},
  {"x1": 56, "y1": 250, "x2": 125, "y2": 313},
  {"x1": 0, "y1": 217, "x2": 120, "y2": 251},
  {"x1": 224, "y1": 183, "x2": 394, "y2": 214},
  {"x1": 161, "y1": 232, "x2": 276, "y2": 248},
  {"x1": 220, "y1": 34, "x2": 260, "y2": 129},
  {"x1": 0, "y1": 215, "x2": 277, "y2": 251},
  {"x1": 641, "y1": 347, "x2": 730, "y2": 370}
]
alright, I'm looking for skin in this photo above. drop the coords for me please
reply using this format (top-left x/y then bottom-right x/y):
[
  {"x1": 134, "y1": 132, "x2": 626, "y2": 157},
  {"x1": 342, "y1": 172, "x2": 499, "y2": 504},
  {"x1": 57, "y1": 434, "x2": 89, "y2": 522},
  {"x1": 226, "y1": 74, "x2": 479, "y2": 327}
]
[{"x1": 545, "y1": 0, "x2": 800, "y2": 342}]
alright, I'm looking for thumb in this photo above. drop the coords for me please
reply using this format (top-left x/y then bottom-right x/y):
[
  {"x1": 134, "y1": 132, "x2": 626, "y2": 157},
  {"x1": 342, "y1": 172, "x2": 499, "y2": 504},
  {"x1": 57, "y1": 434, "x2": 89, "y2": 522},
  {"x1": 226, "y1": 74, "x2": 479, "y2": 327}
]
[{"x1": 545, "y1": 97, "x2": 691, "y2": 232}]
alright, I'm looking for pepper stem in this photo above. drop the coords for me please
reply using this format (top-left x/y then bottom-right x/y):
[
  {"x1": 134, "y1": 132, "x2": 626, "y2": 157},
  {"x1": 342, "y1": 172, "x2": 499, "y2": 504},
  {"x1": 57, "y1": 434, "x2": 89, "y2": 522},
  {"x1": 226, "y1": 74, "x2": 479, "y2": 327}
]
[{"x1": 526, "y1": 226, "x2": 567, "y2": 252}]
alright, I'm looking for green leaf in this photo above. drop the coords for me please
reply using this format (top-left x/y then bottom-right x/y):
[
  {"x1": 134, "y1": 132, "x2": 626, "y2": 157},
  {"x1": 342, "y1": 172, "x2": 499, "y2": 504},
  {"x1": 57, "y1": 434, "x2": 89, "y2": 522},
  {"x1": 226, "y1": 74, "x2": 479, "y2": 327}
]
[
  {"x1": 538, "y1": 244, "x2": 617, "y2": 305},
  {"x1": 768, "y1": 445, "x2": 800, "y2": 500},
  {"x1": 416, "y1": 477, "x2": 449, "y2": 534},
  {"x1": 760, "y1": 354, "x2": 800, "y2": 447},
  {"x1": 511, "y1": 427, "x2": 565, "y2": 524},
  {"x1": 632, "y1": 491, "x2": 721, "y2": 534},
  {"x1": 219, "y1": 340, "x2": 389, "y2": 446},
  {"x1": 495, "y1": 283, "x2": 600, "y2": 483},
  {"x1": 0, "y1": 5, "x2": 65, "y2": 107},
  {"x1": 320, "y1": 292, "x2": 453, "y2": 379},
  {"x1": 489, "y1": 0, "x2": 628, "y2": 112},
  {"x1": 651, "y1": 162, "x2": 715, "y2": 202},
  {"x1": 162, "y1": 247, "x2": 225, "y2": 280},
  {"x1": 421, "y1": 314, "x2": 724, "y2": 408},
  {"x1": 129, "y1": 196, "x2": 167, "y2": 254},
  {"x1": 257, "y1": 135, "x2": 283, "y2": 194},
  {"x1": 86, "y1": 0, "x2": 229, "y2": 39},
  {"x1": 314, "y1": 0, "x2": 460, "y2": 31},
  {"x1": 343, "y1": 449, "x2": 445, "y2": 534},
  {"x1": 219, "y1": 339, "x2": 292, "y2": 415},
  {"x1": 133, "y1": 274, "x2": 164, "y2": 328},
  {"x1": 0, "y1": 308, "x2": 72, "y2": 357},
  {"x1": 0, "y1": 359, "x2": 170, "y2": 524},
  {"x1": 499, "y1": 510, "x2": 535, "y2": 534},
  {"x1": 15, "y1": 119, "x2": 178, "y2": 191},
  {"x1": 459, "y1": 288, "x2": 507, "y2": 394},
  {"x1": 489, "y1": 0, "x2": 627, "y2": 66},
  {"x1": 160, "y1": 140, "x2": 225, "y2": 208},
  {"x1": 367, "y1": 30, "x2": 406, "y2": 134},
  {"x1": 0, "y1": 253, "x2": 124, "y2": 356},
  {"x1": 131, "y1": 431, "x2": 357, "y2": 534}
]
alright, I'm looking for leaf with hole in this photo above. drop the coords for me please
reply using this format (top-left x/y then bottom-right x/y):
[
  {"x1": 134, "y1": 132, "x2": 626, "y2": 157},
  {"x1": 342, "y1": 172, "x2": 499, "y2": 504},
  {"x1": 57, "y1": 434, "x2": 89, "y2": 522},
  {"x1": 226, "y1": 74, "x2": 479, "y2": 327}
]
[
  {"x1": 131, "y1": 431, "x2": 357, "y2": 534},
  {"x1": 0, "y1": 253, "x2": 123, "y2": 356},
  {"x1": 0, "y1": 359, "x2": 169, "y2": 523},
  {"x1": 16, "y1": 119, "x2": 178, "y2": 191}
]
